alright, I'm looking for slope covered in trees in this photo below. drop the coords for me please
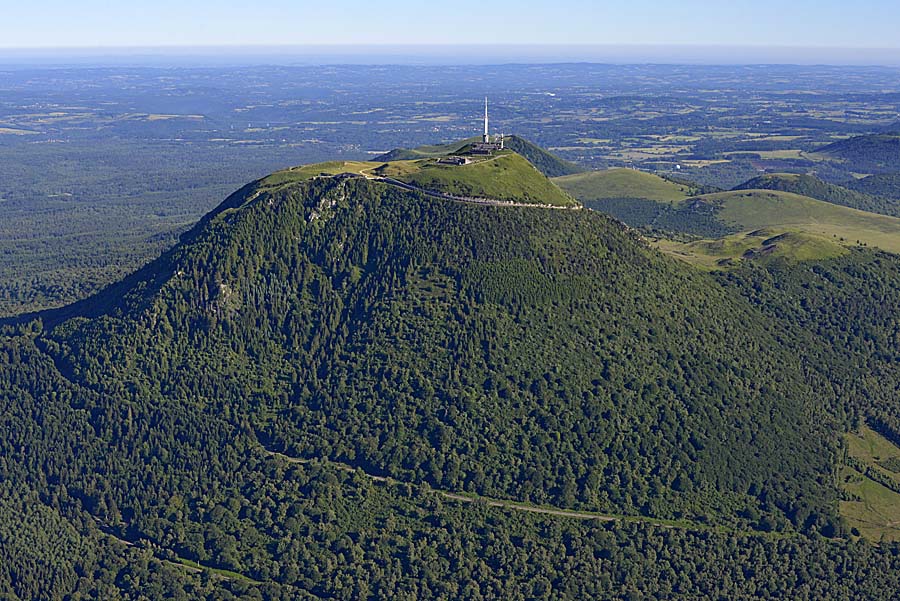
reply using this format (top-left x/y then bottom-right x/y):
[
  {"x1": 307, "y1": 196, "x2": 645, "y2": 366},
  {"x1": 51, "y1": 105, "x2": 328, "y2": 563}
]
[
  {"x1": 815, "y1": 134, "x2": 900, "y2": 173},
  {"x1": 1, "y1": 168, "x2": 899, "y2": 597},
  {"x1": 845, "y1": 172, "x2": 900, "y2": 202}
]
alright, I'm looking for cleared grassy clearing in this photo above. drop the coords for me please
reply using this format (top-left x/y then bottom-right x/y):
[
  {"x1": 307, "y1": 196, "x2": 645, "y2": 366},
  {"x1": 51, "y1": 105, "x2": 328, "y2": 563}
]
[
  {"x1": 842, "y1": 427, "x2": 900, "y2": 542},
  {"x1": 654, "y1": 230, "x2": 848, "y2": 269}
]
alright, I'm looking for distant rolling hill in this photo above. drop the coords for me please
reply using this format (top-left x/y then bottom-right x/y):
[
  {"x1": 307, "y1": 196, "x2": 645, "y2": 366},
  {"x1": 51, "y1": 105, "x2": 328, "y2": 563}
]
[
  {"x1": 814, "y1": 134, "x2": 900, "y2": 173},
  {"x1": 375, "y1": 135, "x2": 585, "y2": 178},
  {"x1": 733, "y1": 173, "x2": 900, "y2": 217}
]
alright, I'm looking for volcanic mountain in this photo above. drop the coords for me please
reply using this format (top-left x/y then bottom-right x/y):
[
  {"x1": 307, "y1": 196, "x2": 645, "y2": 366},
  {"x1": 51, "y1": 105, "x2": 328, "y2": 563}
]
[{"x1": 4, "y1": 142, "x2": 898, "y2": 598}]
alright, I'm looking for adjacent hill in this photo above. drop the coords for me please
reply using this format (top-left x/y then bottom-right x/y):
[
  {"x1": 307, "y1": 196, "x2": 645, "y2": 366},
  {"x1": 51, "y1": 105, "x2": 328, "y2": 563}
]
[
  {"x1": 555, "y1": 168, "x2": 695, "y2": 203},
  {"x1": 553, "y1": 168, "x2": 724, "y2": 235},
  {"x1": 656, "y1": 229, "x2": 849, "y2": 269},
  {"x1": 733, "y1": 173, "x2": 899, "y2": 217},
  {"x1": 647, "y1": 189, "x2": 900, "y2": 267},
  {"x1": 814, "y1": 134, "x2": 900, "y2": 173},
  {"x1": 375, "y1": 135, "x2": 584, "y2": 178},
  {"x1": 558, "y1": 172, "x2": 900, "y2": 261}
]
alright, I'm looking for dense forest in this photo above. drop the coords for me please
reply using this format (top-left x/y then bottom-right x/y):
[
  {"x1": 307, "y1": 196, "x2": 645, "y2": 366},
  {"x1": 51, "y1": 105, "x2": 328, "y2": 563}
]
[
  {"x1": 2, "y1": 170, "x2": 900, "y2": 598},
  {"x1": 846, "y1": 172, "x2": 900, "y2": 202},
  {"x1": 817, "y1": 134, "x2": 900, "y2": 173},
  {"x1": 719, "y1": 250, "x2": 900, "y2": 429}
]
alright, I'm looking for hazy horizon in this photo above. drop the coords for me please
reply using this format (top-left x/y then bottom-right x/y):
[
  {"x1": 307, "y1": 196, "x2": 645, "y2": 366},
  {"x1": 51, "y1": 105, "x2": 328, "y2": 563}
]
[{"x1": 3, "y1": 44, "x2": 900, "y2": 68}]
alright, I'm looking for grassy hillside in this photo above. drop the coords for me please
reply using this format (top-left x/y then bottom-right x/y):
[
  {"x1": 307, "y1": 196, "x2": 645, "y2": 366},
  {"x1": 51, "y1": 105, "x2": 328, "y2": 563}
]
[
  {"x1": 842, "y1": 425, "x2": 900, "y2": 542},
  {"x1": 734, "y1": 173, "x2": 899, "y2": 217},
  {"x1": 556, "y1": 167, "x2": 900, "y2": 263},
  {"x1": 647, "y1": 190, "x2": 900, "y2": 265},
  {"x1": 709, "y1": 190, "x2": 900, "y2": 252},
  {"x1": 555, "y1": 168, "x2": 694, "y2": 203}
]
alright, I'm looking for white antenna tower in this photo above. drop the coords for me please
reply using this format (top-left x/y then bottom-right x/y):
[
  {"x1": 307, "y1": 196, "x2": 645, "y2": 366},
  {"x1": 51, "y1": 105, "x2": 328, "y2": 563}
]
[{"x1": 483, "y1": 97, "x2": 490, "y2": 144}]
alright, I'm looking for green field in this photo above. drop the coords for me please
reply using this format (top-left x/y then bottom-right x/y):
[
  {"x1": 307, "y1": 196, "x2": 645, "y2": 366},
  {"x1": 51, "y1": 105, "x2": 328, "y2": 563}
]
[
  {"x1": 555, "y1": 168, "x2": 694, "y2": 202},
  {"x1": 842, "y1": 427, "x2": 900, "y2": 542}
]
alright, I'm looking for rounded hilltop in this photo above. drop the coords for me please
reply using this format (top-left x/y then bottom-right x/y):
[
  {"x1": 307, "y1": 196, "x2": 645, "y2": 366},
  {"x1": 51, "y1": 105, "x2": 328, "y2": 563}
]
[{"x1": 255, "y1": 142, "x2": 580, "y2": 208}]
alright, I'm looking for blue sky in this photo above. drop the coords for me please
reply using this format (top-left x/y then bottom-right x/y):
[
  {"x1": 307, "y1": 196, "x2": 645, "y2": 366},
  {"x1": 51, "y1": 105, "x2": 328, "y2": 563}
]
[{"x1": 2, "y1": 0, "x2": 898, "y2": 50}]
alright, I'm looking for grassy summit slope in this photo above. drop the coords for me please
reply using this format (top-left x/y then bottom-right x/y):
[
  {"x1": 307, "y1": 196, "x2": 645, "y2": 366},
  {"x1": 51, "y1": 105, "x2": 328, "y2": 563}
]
[
  {"x1": 373, "y1": 138, "x2": 475, "y2": 161},
  {"x1": 253, "y1": 151, "x2": 578, "y2": 207},
  {"x1": 375, "y1": 135, "x2": 584, "y2": 177},
  {"x1": 396, "y1": 151, "x2": 577, "y2": 206}
]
